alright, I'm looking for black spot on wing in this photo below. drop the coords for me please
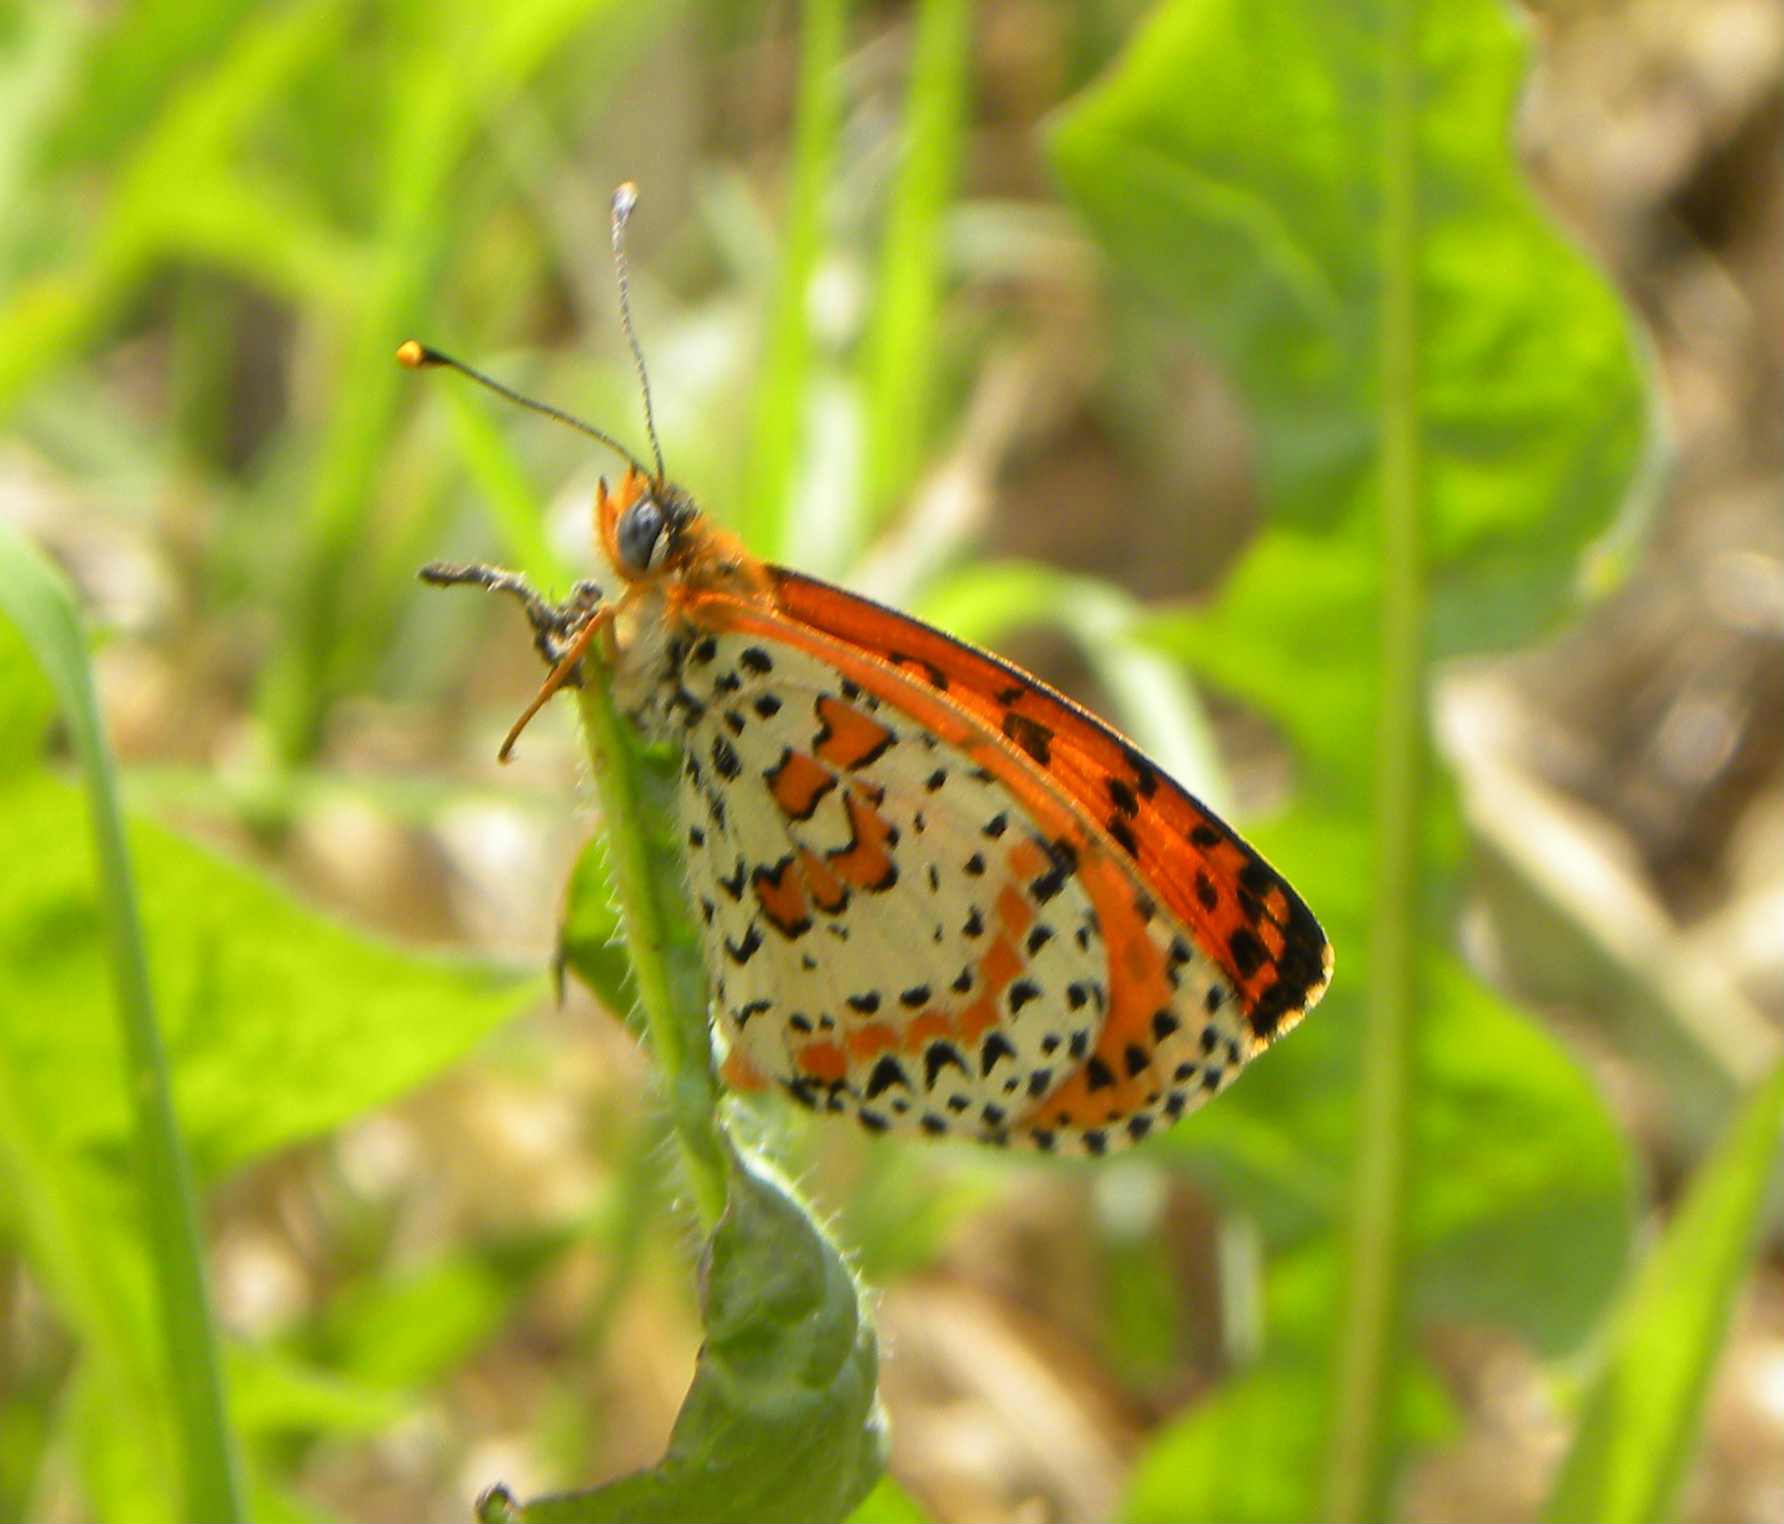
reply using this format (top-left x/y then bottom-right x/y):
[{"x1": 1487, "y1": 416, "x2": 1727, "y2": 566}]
[
  {"x1": 1029, "y1": 837, "x2": 1078, "y2": 904},
  {"x1": 980, "y1": 1031, "x2": 1017, "y2": 1076},
  {"x1": 710, "y1": 735, "x2": 742, "y2": 780},
  {"x1": 1001, "y1": 710, "x2": 1053, "y2": 765},
  {"x1": 865, "y1": 1056, "x2": 910, "y2": 1099},
  {"x1": 1229, "y1": 928, "x2": 1267, "y2": 980},
  {"x1": 889, "y1": 651, "x2": 950, "y2": 690},
  {"x1": 1238, "y1": 859, "x2": 1278, "y2": 898},
  {"x1": 1242, "y1": 889, "x2": 1331, "y2": 1039},
  {"x1": 1120, "y1": 744, "x2": 1158, "y2": 799},
  {"x1": 924, "y1": 1042, "x2": 969, "y2": 1090}
]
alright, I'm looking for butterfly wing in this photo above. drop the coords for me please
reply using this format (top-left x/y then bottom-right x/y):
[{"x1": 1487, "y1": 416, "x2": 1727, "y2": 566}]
[
  {"x1": 665, "y1": 575, "x2": 1328, "y2": 1156},
  {"x1": 673, "y1": 634, "x2": 1119, "y2": 1145},
  {"x1": 766, "y1": 569, "x2": 1333, "y2": 1042}
]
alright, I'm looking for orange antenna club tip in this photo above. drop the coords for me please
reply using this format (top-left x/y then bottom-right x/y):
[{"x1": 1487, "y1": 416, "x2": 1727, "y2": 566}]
[{"x1": 396, "y1": 339, "x2": 433, "y2": 368}]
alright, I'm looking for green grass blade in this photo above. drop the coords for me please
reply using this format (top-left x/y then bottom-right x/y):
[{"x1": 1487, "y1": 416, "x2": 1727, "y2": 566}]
[
  {"x1": 740, "y1": 0, "x2": 850, "y2": 559},
  {"x1": 859, "y1": 0, "x2": 971, "y2": 528},
  {"x1": 1545, "y1": 1063, "x2": 1784, "y2": 1524},
  {"x1": 0, "y1": 524, "x2": 245, "y2": 1523},
  {"x1": 1324, "y1": 0, "x2": 1422, "y2": 1515}
]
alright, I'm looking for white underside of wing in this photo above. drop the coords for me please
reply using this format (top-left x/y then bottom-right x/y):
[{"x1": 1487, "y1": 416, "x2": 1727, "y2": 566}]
[
  {"x1": 610, "y1": 623, "x2": 1256, "y2": 1153},
  {"x1": 677, "y1": 636, "x2": 1107, "y2": 1142}
]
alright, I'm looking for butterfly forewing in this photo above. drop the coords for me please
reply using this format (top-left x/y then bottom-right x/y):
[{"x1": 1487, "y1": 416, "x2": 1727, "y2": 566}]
[{"x1": 766, "y1": 568, "x2": 1333, "y2": 1048}]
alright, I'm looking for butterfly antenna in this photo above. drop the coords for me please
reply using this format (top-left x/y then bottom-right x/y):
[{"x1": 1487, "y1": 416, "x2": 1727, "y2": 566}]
[
  {"x1": 395, "y1": 340, "x2": 653, "y2": 481},
  {"x1": 610, "y1": 181, "x2": 667, "y2": 486}
]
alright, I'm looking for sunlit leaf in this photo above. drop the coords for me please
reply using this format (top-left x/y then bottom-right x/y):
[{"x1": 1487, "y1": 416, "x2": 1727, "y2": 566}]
[
  {"x1": 0, "y1": 772, "x2": 532, "y2": 1177},
  {"x1": 1546, "y1": 1064, "x2": 1784, "y2": 1524},
  {"x1": 483, "y1": 1145, "x2": 886, "y2": 1524}
]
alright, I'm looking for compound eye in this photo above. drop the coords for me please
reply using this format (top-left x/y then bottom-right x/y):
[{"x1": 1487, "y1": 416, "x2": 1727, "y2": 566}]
[{"x1": 616, "y1": 496, "x2": 667, "y2": 575}]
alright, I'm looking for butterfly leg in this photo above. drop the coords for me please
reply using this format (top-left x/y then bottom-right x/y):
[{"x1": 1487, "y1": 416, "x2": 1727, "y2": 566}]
[
  {"x1": 497, "y1": 601, "x2": 618, "y2": 762},
  {"x1": 418, "y1": 561, "x2": 605, "y2": 667}
]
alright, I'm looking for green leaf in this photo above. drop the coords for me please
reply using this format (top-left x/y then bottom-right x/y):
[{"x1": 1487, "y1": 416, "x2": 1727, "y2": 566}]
[
  {"x1": 846, "y1": 1474, "x2": 931, "y2": 1524},
  {"x1": 0, "y1": 770, "x2": 532, "y2": 1177},
  {"x1": 1124, "y1": 1247, "x2": 1457, "y2": 1523},
  {"x1": 1545, "y1": 1063, "x2": 1784, "y2": 1524},
  {"x1": 1050, "y1": 2, "x2": 1644, "y2": 637},
  {"x1": 225, "y1": 1347, "x2": 406, "y2": 1440},
  {"x1": 1050, "y1": 0, "x2": 1647, "y2": 1513},
  {"x1": 485, "y1": 1145, "x2": 886, "y2": 1524},
  {"x1": 557, "y1": 832, "x2": 637, "y2": 1019},
  {"x1": 1126, "y1": 1355, "x2": 1455, "y2": 1524},
  {"x1": 315, "y1": 1252, "x2": 518, "y2": 1391},
  {"x1": 1159, "y1": 929, "x2": 1634, "y2": 1355}
]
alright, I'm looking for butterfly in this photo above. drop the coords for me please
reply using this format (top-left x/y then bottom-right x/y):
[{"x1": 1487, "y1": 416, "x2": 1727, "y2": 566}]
[{"x1": 409, "y1": 184, "x2": 1331, "y2": 1157}]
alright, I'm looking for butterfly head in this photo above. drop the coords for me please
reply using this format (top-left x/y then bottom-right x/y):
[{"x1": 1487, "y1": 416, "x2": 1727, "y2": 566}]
[
  {"x1": 602, "y1": 469, "x2": 699, "y2": 580},
  {"x1": 596, "y1": 467, "x2": 764, "y2": 602}
]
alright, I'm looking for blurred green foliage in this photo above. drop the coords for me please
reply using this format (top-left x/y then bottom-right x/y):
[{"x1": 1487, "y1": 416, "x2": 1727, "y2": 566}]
[{"x1": 1, "y1": 0, "x2": 1778, "y2": 1522}]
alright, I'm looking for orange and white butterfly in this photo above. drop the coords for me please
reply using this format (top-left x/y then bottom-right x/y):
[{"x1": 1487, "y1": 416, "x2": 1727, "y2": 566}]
[{"x1": 410, "y1": 185, "x2": 1330, "y2": 1157}]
